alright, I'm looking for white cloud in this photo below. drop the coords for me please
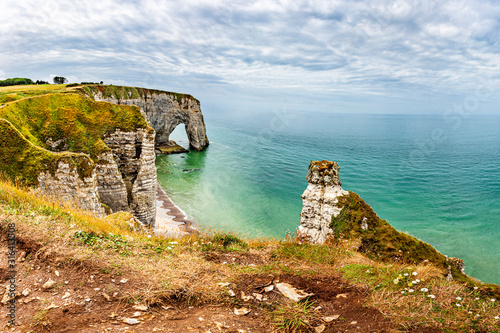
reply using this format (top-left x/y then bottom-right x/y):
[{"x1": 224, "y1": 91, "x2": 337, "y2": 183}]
[{"x1": 1, "y1": 0, "x2": 499, "y2": 110}]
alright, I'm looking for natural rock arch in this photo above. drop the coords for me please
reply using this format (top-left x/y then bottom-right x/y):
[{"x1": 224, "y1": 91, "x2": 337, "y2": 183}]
[{"x1": 87, "y1": 86, "x2": 209, "y2": 151}]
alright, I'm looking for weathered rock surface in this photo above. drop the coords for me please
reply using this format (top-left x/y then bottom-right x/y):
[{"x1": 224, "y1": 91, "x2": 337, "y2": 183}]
[
  {"x1": 38, "y1": 157, "x2": 106, "y2": 217},
  {"x1": 299, "y1": 160, "x2": 348, "y2": 243},
  {"x1": 89, "y1": 88, "x2": 209, "y2": 151},
  {"x1": 0, "y1": 93, "x2": 158, "y2": 227},
  {"x1": 102, "y1": 128, "x2": 157, "y2": 226}
]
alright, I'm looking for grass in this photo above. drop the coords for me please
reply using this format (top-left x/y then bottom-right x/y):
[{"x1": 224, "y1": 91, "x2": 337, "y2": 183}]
[
  {"x1": 0, "y1": 93, "x2": 153, "y2": 186},
  {"x1": 0, "y1": 178, "x2": 499, "y2": 332},
  {"x1": 268, "y1": 299, "x2": 319, "y2": 333},
  {"x1": 79, "y1": 84, "x2": 200, "y2": 104}
]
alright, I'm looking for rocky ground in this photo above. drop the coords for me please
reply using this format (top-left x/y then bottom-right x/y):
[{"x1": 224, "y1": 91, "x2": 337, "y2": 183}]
[{"x1": 0, "y1": 234, "x2": 400, "y2": 333}]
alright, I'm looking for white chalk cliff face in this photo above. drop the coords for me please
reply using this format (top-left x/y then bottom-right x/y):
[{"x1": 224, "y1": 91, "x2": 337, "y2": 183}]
[
  {"x1": 299, "y1": 160, "x2": 348, "y2": 243},
  {"x1": 91, "y1": 90, "x2": 209, "y2": 151}
]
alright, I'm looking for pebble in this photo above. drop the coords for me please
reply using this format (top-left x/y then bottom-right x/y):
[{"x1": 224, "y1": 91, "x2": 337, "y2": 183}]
[
  {"x1": 123, "y1": 318, "x2": 140, "y2": 325},
  {"x1": 42, "y1": 279, "x2": 56, "y2": 289},
  {"x1": 315, "y1": 324, "x2": 326, "y2": 333},
  {"x1": 322, "y1": 315, "x2": 340, "y2": 322},
  {"x1": 133, "y1": 304, "x2": 148, "y2": 311},
  {"x1": 234, "y1": 307, "x2": 251, "y2": 316}
]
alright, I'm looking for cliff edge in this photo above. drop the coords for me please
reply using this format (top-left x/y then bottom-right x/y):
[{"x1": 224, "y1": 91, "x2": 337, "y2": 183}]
[
  {"x1": 0, "y1": 93, "x2": 157, "y2": 226},
  {"x1": 299, "y1": 160, "x2": 467, "y2": 280},
  {"x1": 80, "y1": 85, "x2": 209, "y2": 151}
]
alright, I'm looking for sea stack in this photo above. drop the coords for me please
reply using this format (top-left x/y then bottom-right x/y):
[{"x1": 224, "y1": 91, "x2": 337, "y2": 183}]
[{"x1": 299, "y1": 160, "x2": 348, "y2": 243}]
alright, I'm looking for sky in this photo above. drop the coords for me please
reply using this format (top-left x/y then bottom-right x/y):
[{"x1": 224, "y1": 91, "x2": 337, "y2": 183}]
[{"x1": 1, "y1": 0, "x2": 500, "y2": 116}]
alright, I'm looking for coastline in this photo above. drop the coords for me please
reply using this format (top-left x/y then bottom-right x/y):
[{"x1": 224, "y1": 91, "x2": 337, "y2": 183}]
[{"x1": 155, "y1": 181, "x2": 198, "y2": 237}]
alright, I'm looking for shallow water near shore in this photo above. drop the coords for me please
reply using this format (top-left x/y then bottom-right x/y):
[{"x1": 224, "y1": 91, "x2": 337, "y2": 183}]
[{"x1": 156, "y1": 113, "x2": 500, "y2": 284}]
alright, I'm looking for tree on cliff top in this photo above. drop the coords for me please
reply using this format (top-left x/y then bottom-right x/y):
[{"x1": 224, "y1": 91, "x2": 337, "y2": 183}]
[{"x1": 53, "y1": 76, "x2": 68, "y2": 84}]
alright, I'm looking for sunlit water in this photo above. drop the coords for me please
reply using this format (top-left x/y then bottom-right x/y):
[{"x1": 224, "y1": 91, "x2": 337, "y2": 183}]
[{"x1": 156, "y1": 113, "x2": 500, "y2": 284}]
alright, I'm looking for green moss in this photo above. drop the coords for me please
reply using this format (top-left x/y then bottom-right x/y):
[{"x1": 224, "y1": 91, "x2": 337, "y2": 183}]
[
  {"x1": 0, "y1": 93, "x2": 150, "y2": 160},
  {"x1": 0, "y1": 119, "x2": 95, "y2": 186},
  {"x1": 330, "y1": 192, "x2": 448, "y2": 268}
]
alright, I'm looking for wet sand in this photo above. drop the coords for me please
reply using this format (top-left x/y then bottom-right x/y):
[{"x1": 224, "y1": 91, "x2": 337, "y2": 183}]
[{"x1": 155, "y1": 182, "x2": 198, "y2": 237}]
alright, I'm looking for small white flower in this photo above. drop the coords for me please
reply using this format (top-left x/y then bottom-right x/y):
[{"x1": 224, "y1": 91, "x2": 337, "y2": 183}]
[
  {"x1": 473, "y1": 286, "x2": 478, "y2": 290},
  {"x1": 393, "y1": 279, "x2": 399, "y2": 284},
  {"x1": 475, "y1": 297, "x2": 480, "y2": 300},
  {"x1": 491, "y1": 299, "x2": 496, "y2": 302},
  {"x1": 408, "y1": 289, "x2": 414, "y2": 293},
  {"x1": 401, "y1": 291, "x2": 405, "y2": 294},
  {"x1": 428, "y1": 294, "x2": 435, "y2": 299},
  {"x1": 456, "y1": 297, "x2": 462, "y2": 301},
  {"x1": 456, "y1": 303, "x2": 462, "y2": 307},
  {"x1": 476, "y1": 314, "x2": 480, "y2": 317},
  {"x1": 420, "y1": 288, "x2": 429, "y2": 292},
  {"x1": 147, "y1": 235, "x2": 151, "y2": 238},
  {"x1": 366, "y1": 270, "x2": 370, "y2": 273},
  {"x1": 404, "y1": 273, "x2": 409, "y2": 276},
  {"x1": 494, "y1": 316, "x2": 499, "y2": 320},
  {"x1": 412, "y1": 280, "x2": 417, "y2": 284},
  {"x1": 416, "y1": 279, "x2": 420, "y2": 283},
  {"x1": 468, "y1": 311, "x2": 472, "y2": 314},
  {"x1": 412, "y1": 272, "x2": 418, "y2": 276}
]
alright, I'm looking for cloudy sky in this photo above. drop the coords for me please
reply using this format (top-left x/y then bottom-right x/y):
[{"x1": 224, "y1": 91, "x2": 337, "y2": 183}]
[{"x1": 1, "y1": 0, "x2": 499, "y2": 115}]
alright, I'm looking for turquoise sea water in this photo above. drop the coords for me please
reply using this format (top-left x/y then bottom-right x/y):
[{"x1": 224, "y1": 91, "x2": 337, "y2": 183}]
[{"x1": 156, "y1": 113, "x2": 500, "y2": 284}]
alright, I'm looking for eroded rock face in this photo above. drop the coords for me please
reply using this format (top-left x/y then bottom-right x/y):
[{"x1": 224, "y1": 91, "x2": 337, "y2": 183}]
[
  {"x1": 101, "y1": 128, "x2": 157, "y2": 226},
  {"x1": 92, "y1": 90, "x2": 209, "y2": 151},
  {"x1": 37, "y1": 158, "x2": 106, "y2": 216},
  {"x1": 299, "y1": 160, "x2": 348, "y2": 243}
]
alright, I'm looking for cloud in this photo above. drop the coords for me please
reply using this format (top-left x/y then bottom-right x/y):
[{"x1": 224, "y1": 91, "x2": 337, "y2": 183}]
[{"x1": 1, "y1": 0, "x2": 499, "y2": 112}]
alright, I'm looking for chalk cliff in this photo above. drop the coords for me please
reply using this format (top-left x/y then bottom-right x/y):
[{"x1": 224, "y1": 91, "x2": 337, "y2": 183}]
[
  {"x1": 299, "y1": 160, "x2": 465, "y2": 277},
  {"x1": 0, "y1": 93, "x2": 157, "y2": 227},
  {"x1": 82, "y1": 85, "x2": 209, "y2": 151},
  {"x1": 299, "y1": 160, "x2": 348, "y2": 243}
]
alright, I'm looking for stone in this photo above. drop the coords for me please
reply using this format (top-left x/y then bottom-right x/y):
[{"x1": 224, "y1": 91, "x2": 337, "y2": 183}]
[
  {"x1": 42, "y1": 279, "x2": 56, "y2": 290},
  {"x1": 315, "y1": 324, "x2": 326, "y2": 333},
  {"x1": 322, "y1": 315, "x2": 340, "y2": 322},
  {"x1": 298, "y1": 160, "x2": 349, "y2": 243},
  {"x1": 240, "y1": 291, "x2": 253, "y2": 302},
  {"x1": 123, "y1": 318, "x2": 141, "y2": 325},
  {"x1": 448, "y1": 257, "x2": 465, "y2": 274},
  {"x1": 264, "y1": 285, "x2": 274, "y2": 292},
  {"x1": 253, "y1": 293, "x2": 263, "y2": 301},
  {"x1": 275, "y1": 283, "x2": 313, "y2": 302},
  {"x1": 133, "y1": 304, "x2": 148, "y2": 311},
  {"x1": 234, "y1": 307, "x2": 251, "y2": 316}
]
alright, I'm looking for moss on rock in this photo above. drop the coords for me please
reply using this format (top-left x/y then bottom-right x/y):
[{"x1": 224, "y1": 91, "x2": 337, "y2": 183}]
[
  {"x1": 0, "y1": 93, "x2": 152, "y2": 160},
  {"x1": 330, "y1": 192, "x2": 448, "y2": 269},
  {"x1": 0, "y1": 119, "x2": 95, "y2": 186}
]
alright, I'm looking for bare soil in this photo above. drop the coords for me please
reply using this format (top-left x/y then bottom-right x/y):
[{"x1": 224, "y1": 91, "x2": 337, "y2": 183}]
[{"x1": 0, "y1": 230, "x2": 438, "y2": 333}]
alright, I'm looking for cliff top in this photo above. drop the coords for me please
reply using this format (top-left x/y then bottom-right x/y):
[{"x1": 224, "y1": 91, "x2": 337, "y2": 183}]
[
  {"x1": 0, "y1": 179, "x2": 499, "y2": 332},
  {"x1": 0, "y1": 83, "x2": 199, "y2": 107},
  {"x1": 306, "y1": 160, "x2": 342, "y2": 186},
  {"x1": 0, "y1": 92, "x2": 153, "y2": 186}
]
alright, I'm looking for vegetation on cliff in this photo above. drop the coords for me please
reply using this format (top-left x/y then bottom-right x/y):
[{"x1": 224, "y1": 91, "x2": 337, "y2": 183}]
[
  {"x1": 0, "y1": 93, "x2": 153, "y2": 186},
  {"x1": 0, "y1": 119, "x2": 95, "y2": 186},
  {"x1": 79, "y1": 84, "x2": 200, "y2": 104},
  {"x1": 0, "y1": 179, "x2": 498, "y2": 332}
]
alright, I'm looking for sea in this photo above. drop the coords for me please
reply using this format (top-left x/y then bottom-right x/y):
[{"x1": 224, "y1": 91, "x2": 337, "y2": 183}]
[{"x1": 156, "y1": 112, "x2": 500, "y2": 285}]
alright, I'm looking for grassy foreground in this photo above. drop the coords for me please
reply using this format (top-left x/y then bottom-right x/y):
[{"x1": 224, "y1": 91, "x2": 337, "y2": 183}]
[{"x1": 0, "y1": 179, "x2": 498, "y2": 332}]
